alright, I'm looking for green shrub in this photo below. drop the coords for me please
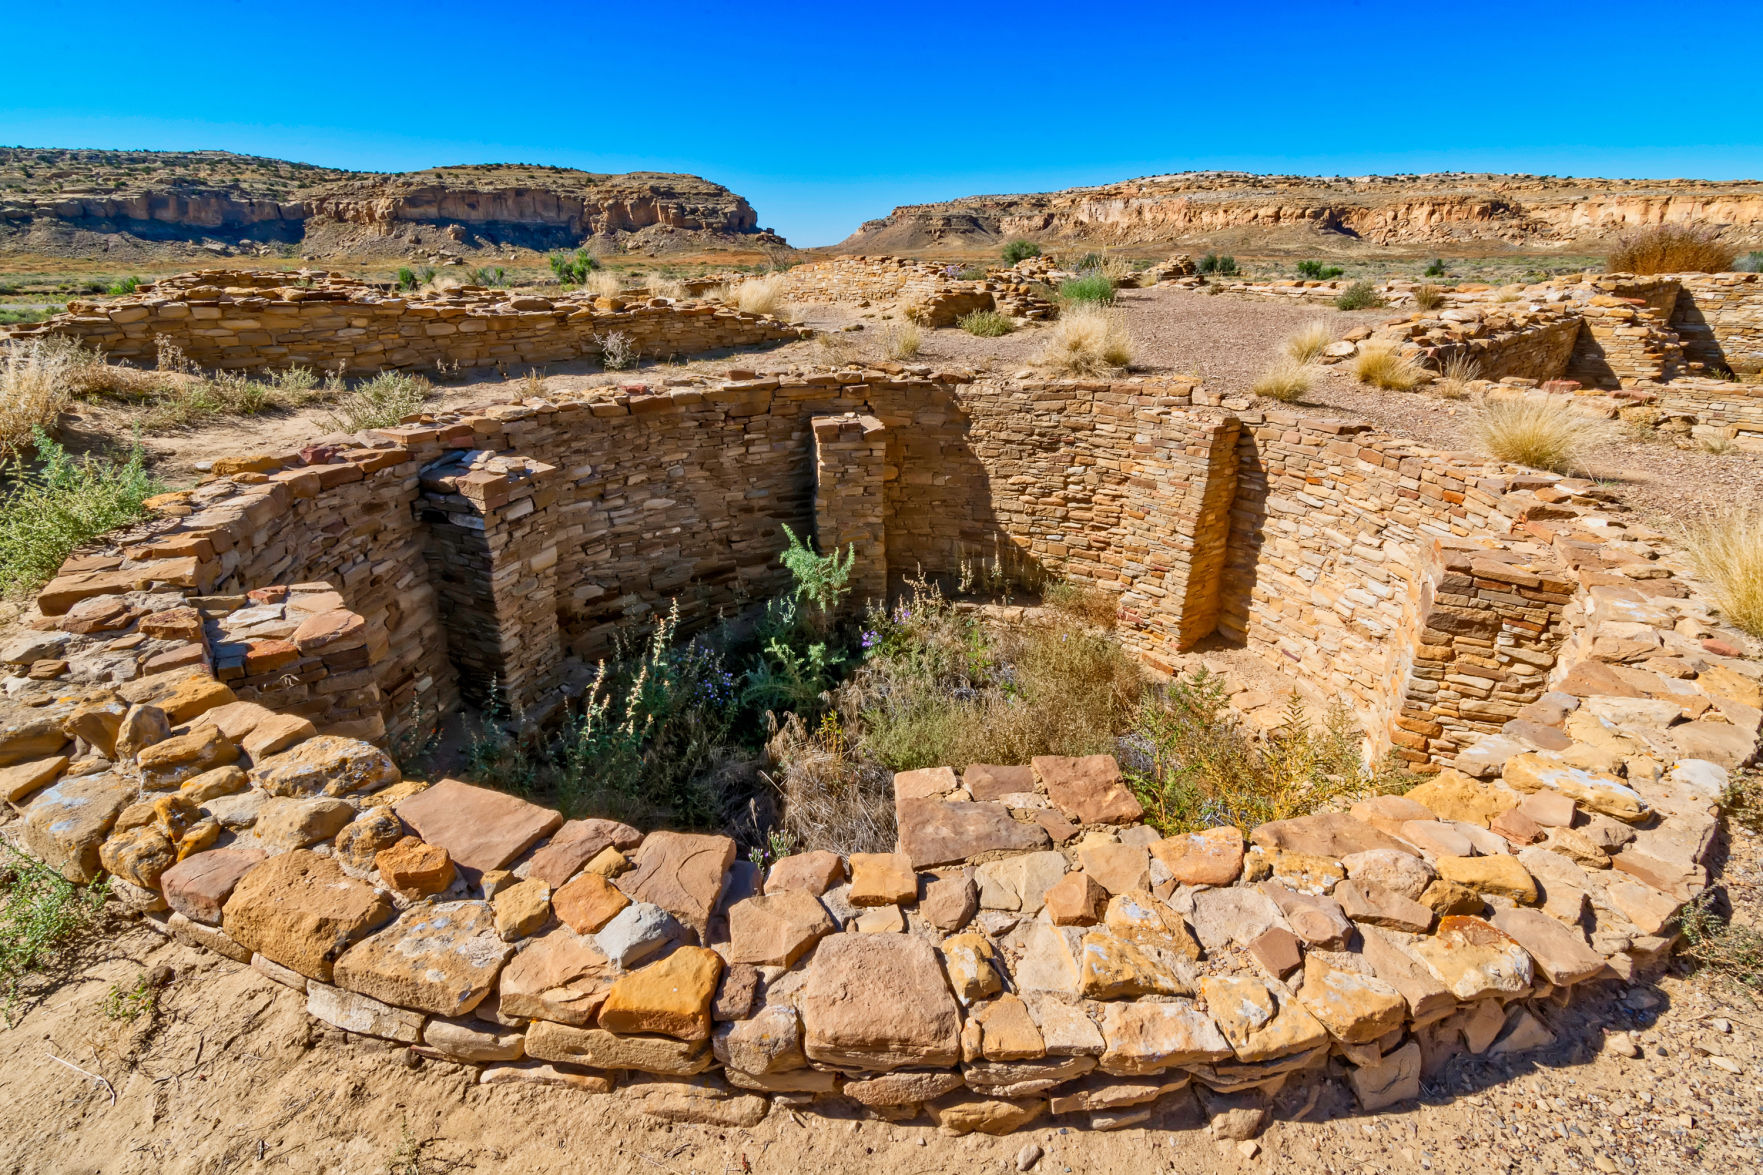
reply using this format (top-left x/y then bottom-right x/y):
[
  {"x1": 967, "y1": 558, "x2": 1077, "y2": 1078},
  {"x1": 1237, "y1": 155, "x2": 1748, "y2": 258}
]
[
  {"x1": 327, "y1": 370, "x2": 432, "y2": 432},
  {"x1": 393, "y1": 266, "x2": 436, "y2": 291},
  {"x1": 1058, "y1": 273, "x2": 1116, "y2": 307},
  {"x1": 958, "y1": 309, "x2": 1015, "y2": 337},
  {"x1": 1197, "y1": 254, "x2": 1238, "y2": 276},
  {"x1": 1735, "y1": 251, "x2": 1763, "y2": 273},
  {"x1": 548, "y1": 249, "x2": 600, "y2": 285},
  {"x1": 105, "y1": 276, "x2": 140, "y2": 296},
  {"x1": 0, "y1": 429, "x2": 159, "y2": 598},
  {"x1": 1001, "y1": 239, "x2": 1042, "y2": 265},
  {"x1": 1073, "y1": 251, "x2": 1105, "y2": 272},
  {"x1": 1, "y1": 842, "x2": 111, "y2": 1022},
  {"x1": 1126, "y1": 670, "x2": 1411, "y2": 835},
  {"x1": 1424, "y1": 258, "x2": 1448, "y2": 277},
  {"x1": 464, "y1": 266, "x2": 508, "y2": 288},
  {"x1": 1334, "y1": 280, "x2": 1385, "y2": 310},
  {"x1": 1295, "y1": 260, "x2": 1343, "y2": 280},
  {"x1": 1680, "y1": 892, "x2": 1763, "y2": 992}
]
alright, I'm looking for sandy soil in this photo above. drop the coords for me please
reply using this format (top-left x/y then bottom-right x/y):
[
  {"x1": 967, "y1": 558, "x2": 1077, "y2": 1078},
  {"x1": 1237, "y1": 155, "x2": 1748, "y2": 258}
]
[{"x1": 1, "y1": 806, "x2": 1756, "y2": 1175}]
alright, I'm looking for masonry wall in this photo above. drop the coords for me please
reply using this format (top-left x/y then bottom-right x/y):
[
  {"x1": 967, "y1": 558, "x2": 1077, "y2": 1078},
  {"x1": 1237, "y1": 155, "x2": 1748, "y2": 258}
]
[{"x1": 1672, "y1": 271, "x2": 1763, "y2": 374}]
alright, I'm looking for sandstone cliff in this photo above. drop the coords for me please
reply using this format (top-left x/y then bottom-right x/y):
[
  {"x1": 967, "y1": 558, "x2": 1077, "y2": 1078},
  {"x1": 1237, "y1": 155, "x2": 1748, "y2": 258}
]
[
  {"x1": 835, "y1": 172, "x2": 1763, "y2": 255},
  {"x1": 0, "y1": 148, "x2": 786, "y2": 258}
]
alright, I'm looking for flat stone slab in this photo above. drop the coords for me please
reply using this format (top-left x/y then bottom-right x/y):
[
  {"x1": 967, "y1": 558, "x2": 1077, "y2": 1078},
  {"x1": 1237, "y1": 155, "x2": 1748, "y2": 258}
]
[
  {"x1": 161, "y1": 846, "x2": 266, "y2": 925},
  {"x1": 896, "y1": 797, "x2": 1049, "y2": 868},
  {"x1": 333, "y1": 900, "x2": 512, "y2": 1017},
  {"x1": 22, "y1": 771, "x2": 137, "y2": 883},
  {"x1": 394, "y1": 778, "x2": 564, "y2": 873},
  {"x1": 615, "y1": 830, "x2": 736, "y2": 935},
  {"x1": 526, "y1": 817, "x2": 643, "y2": 887},
  {"x1": 801, "y1": 933, "x2": 961, "y2": 1071},
  {"x1": 1250, "y1": 812, "x2": 1408, "y2": 858},
  {"x1": 250, "y1": 735, "x2": 397, "y2": 798},
  {"x1": 1032, "y1": 755, "x2": 1143, "y2": 825},
  {"x1": 727, "y1": 890, "x2": 836, "y2": 967},
  {"x1": 1408, "y1": 915, "x2": 1535, "y2": 1001},
  {"x1": 766, "y1": 850, "x2": 845, "y2": 896},
  {"x1": 1293, "y1": 955, "x2": 1407, "y2": 1044},
  {"x1": 1489, "y1": 907, "x2": 1606, "y2": 986},
  {"x1": 1149, "y1": 827, "x2": 1244, "y2": 886},
  {"x1": 1098, "y1": 1001, "x2": 1231, "y2": 1075},
  {"x1": 222, "y1": 850, "x2": 393, "y2": 981},
  {"x1": 525, "y1": 1021, "x2": 710, "y2": 1076},
  {"x1": 497, "y1": 928, "x2": 616, "y2": 1026},
  {"x1": 964, "y1": 764, "x2": 1036, "y2": 802}
]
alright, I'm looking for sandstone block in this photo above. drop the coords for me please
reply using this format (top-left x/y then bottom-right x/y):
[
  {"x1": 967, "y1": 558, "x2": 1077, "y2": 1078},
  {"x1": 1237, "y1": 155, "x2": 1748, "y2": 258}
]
[
  {"x1": 524, "y1": 1021, "x2": 710, "y2": 1075},
  {"x1": 253, "y1": 736, "x2": 398, "y2": 799},
  {"x1": 616, "y1": 829, "x2": 736, "y2": 934},
  {"x1": 552, "y1": 870, "x2": 630, "y2": 934},
  {"x1": 307, "y1": 981, "x2": 424, "y2": 1042},
  {"x1": 801, "y1": 933, "x2": 962, "y2": 1070},
  {"x1": 333, "y1": 900, "x2": 511, "y2": 1017},
  {"x1": 896, "y1": 796, "x2": 1050, "y2": 868},
  {"x1": 162, "y1": 847, "x2": 266, "y2": 924},
  {"x1": 493, "y1": 877, "x2": 551, "y2": 941},
  {"x1": 1098, "y1": 1001, "x2": 1231, "y2": 1075},
  {"x1": 1293, "y1": 955, "x2": 1406, "y2": 1044},
  {"x1": 847, "y1": 851, "x2": 917, "y2": 906},
  {"x1": 22, "y1": 771, "x2": 137, "y2": 883},
  {"x1": 1149, "y1": 826, "x2": 1244, "y2": 886},
  {"x1": 726, "y1": 890, "x2": 835, "y2": 967},
  {"x1": 394, "y1": 778, "x2": 563, "y2": 873},
  {"x1": 1408, "y1": 915, "x2": 1535, "y2": 1001},
  {"x1": 766, "y1": 850, "x2": 845, "y2": 896},
  {"x1": 222, "y1": 850, "x2": 392, "y2": 981},
  {"x1": 598, "y1": 946, "x2": 723, "y2": 1041},
  {"x1": 497, "y1": 928, "x2": 615, "y2": 1025},
  {"x1": 525, "y1": 817, "x2": 643, "y2": 887},
  {"x1": 1032, "y1": 755, "x2": 1142, "y2": 825}
]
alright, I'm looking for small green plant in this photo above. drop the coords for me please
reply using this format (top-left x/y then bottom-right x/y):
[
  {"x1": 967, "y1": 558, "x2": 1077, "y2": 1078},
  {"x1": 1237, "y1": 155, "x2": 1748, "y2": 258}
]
[
  {"x1": 1736, "y1": 251, "x2": 1763, "y2": 273},
  {"x1": 1058, "y1": 273, "x2": 1116, "y2": 307},
  {"x1": 105, "y1": 276, "x2": 140, "y2": 296},
  {"x1": 548, "y1": 249, "x2": 600, "y2": 285},
  {"x1": 328, "y1": 370, "x2": 432, "y2": 432},
  {"x1": 1679, "y1": 892, "x2": 1763, "y2": 993},
  {"x1": 393, "y1": 266, "x2": 434, "y2": 292},
  {"x1": 1, "y1": 843, "x2": 111, "y2": 1023},
  {"x1": 1424, "y1": 258, "x2": 1448, "y2": 277},
  {"x1": 1295, "y1": 260, "x2": 1344, "y2": 280},
  {"x1": 0, "y1": 428, "x2": 159, "y2": 598},
  {"x1": 1334, "y1": 280, "x2": 1385, "y2": 310},
  {"x1": 1002, "y1": 239, "x2": 1042, "y2": 265},
  {"x1": 464, "y1": 266, "x2": 508, "y2": 288},
  {"x1": 103, "y1": 971, "x2": 157, "y2": 1023},
  {"x1": 957, "y1": 309, "x2": 1015, "y2": 337},
  {"x1": 1198, "y1": 254, "x2": 1238, "y2": 276}
]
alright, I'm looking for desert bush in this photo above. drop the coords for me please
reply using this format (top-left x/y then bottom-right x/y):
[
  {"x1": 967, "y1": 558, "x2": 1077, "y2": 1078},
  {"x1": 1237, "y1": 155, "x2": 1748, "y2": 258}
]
[
  {"x1": 1679, "y1": 891, "x2": 1763, "y2": 993},
  {"x1": 1606, "y1": 225, "x2": 1735, "y2": 275},
  {"x1": 1035, "y1": 305, "x2": 1133, "y2": 376},
  {"x1": 1681, "y1": 507, "x2": 1763, "y2": 637},
  {"x1": 1735, "y1": 251, "x2": 1763, "y2": 273},
  {"x1": 0, "y1": 305, "x2": 62, "y2": 326},
  {"x1": 106, "y1": 276, "x2": 140, "y2": 296},
  {"x1": 1295, "y1": 260, "x2": 1343, "y2": 280},
  {"x1": 1058, "y1": 273, "x2": 1116, "y2": 307},
  {"x1": 548, "y1": 249, "x2": 600, "y2": 285},
  {"x1": 0, "y1": 428, "x2": 159, "y2": 598},
  {"x1": 394, "y1": 266, "x2": 418, "y2": 291},
  {"x1": 463, "y1": 266, "x2": 508, "y2": 288},
  {"x1": 884, "y1": 318, "x2": 921, "y2": 360},
  {"x1": 1473, "y1": 395, "x2": 1600, "y2": 473},
  {"x1": 645, "y1": 273, "x2": 686, "y2": 300},
  {"x1": 1334, "y1": 280, "x2": 1385, "y2": 310},
  {"x1": 1282, "y1": 321, "x2": 1333, "y2": 364},
  {"x1": 1042, "y1": 579, "x2": 1118, "y2": 628},
  {"x1": 1412, "y1": 283, "x2": 1446, "y2": 311},
  {"x1": 721, "y1": 273, "x2": 788, "y2": 316},
  {"x1": 1001, "y1": 239, "x2": 1042, "y2": 265},
  {"x1": 1197, "y1": 254, "x2": 1238, "y2": 276},
  {"x1": 957, "y1": 309, "x2": 1015, "y2": 337},
  {"x1": 1424, "y1": 258, "x2": 1448, "y2": 277},
  {"x1": 767, "y1": 711, "x2": 896, "y2": 855},
  {"x1": 1435, "y1": 352, "x2": 1480, "y2": 399},
  {"x1": 142, "y1": 365, "x2": 323, "y2": 430},
  {"x1": 1125, "y1": 670, "x2": 1410, "y2": 834},
  {"x1": 1252, "y1": 357, "x2": 1315, "y2": 402},
  {"x1": 328, "y1": 370, "x2": 432, "y2": 432},
  {"x1": 1352, "y1": 342, "x2": 1426, "y2": 390},
  {"x1": 595, "y1": 330, "x2": 638, "y2": 370},
  {"x1": 0, "y1": 337, "x2": 78, "y2": 455},
  {"x1": 1, "y1": 843, "x2": 110, "y2": 1023}
]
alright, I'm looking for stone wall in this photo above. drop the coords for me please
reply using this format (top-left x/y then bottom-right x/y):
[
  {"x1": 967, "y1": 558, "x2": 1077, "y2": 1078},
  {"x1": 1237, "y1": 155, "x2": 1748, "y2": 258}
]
[
  {"x1": 1672, "y1": 271, "x2": 1763, "y2": 374},
  {"x1": 1371, "y1": 307, "x2": 1583, "y2": 381},
  {"x1": 778, "y1": 256, "x2": 997, "y2": 326},
  {"x1": 3, "y1": 269, "x2": 807, "y2": 374}
]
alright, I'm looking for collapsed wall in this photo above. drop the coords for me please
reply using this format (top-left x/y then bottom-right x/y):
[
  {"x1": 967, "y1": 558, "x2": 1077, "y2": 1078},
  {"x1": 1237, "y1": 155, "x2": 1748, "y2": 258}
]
[{"x1": 2, "y1": 269, "x2": 808, "y2": 374}]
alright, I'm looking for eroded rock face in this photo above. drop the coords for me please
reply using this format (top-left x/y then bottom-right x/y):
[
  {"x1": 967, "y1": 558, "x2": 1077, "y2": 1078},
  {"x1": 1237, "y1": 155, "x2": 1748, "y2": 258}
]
[
  {"x1": 333, "y1": 901, "x2": 511, "y2": 1017},
  {"x1": 801, "y1": 934, "x2": 961, "y2": 1070},
  {"x1": 222, "y1": 850, "x2": 393, "y2": 981}
]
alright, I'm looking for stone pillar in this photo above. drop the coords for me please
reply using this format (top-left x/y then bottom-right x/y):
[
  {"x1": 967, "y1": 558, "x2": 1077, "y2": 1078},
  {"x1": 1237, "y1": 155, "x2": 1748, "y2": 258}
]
[
  {"x1": 810, "y1": 413, "x2": 889, "y2": 606},
  {"x1": 418, "y1": 450, "x2": 563, "y2": 717}
]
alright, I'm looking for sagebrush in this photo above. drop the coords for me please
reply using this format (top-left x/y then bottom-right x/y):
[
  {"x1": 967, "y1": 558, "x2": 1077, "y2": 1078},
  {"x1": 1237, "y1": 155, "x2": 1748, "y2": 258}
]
[
  {"x1": 0, "y1": 428, "x2": 159, "y2": 597},
  {"x1": 958, "y1": 309, "x2": 1015, "y2": 337},
  {"x1": 328, "y1": 371, "x2": 432, "y2": 432},
  {"x1": 1607, "y1": 225, "x2": 1735, "y2": 275}
]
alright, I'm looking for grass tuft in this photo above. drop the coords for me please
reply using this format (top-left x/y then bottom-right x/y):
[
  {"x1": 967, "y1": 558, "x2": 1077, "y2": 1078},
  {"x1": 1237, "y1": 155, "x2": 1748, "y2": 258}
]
[
  {"x1": 0, "y1": 337, "x2": 79, "y2": 456},
  {"x1": 720, "y1": 273, "x2": 788, "y2": 317},
  {"x1": 884, "y1": 318, "x2": 922, "y2": 360},
  {"x1": 1058, "y1": 273, "x2": 1116, "y2": 308},
  {"x1": 1680, "y1": 891, "x2": 1763, "y2": 994},
  {"x1": 1607, "y1": 225, "x2": 1735, "y2": 275},
  {"x1": 1473, "y1": 395, "x2": 1601, "y2": 473},
  {"x1": 1352, "y1": 342, "x2": 1427, "y2": 390},
  {"x1": 1412, "y1": 284, "x2": 1446, "y2": 311},
  {"x1": 1435, "y1": 352, "x2": 1480, "y2": 400},
  {"x1": 1283, "y1": 321, "x2": 1333, "y2": 364},
  {"x1": 1252, "y1": 358, "x2": 1315, "y2": 402},
  {"x1": 1036, "y1": 306, "x2": 1133, "y2": 376},
  {"x1": 327, "y1": 371, "x2": 432, "y2": 433},
  {"x1": 1681, "y1": 507, "x2": 1763, "y2": 637},
  {"x1": 958, "y1": 309, "x2": 1015, "y2": 337},
  {"x1": 1, "y1": 843, "x2": 111, "y2": 1022}
]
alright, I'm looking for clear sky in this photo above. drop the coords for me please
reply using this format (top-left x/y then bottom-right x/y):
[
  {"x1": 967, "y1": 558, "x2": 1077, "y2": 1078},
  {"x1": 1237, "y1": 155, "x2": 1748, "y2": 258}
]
[{"x1": 4, "y1": 1, "x2": 1760, "y2": 246}]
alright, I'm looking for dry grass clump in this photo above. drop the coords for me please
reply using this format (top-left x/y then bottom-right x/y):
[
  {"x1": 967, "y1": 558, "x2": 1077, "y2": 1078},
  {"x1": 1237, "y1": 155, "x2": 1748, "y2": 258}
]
[
  {"x1": 1352, "y1": 342, "x2": 1427, "y2": 390},
  {"x1": 1607, "y1": 225, "x2": 1736, "y2": 275},
  {"x1": 884, "y1": 318, "x2": 922, "y2": 360},
  {"x1": 583, "y1": 270, "x2": 624, "y2": 298},
  {"x1": 0, "y1": 338, "x2": 77, "y2": 456},
  {"x1": 1283, "y1": 321, "x2": 1333, "y2": 363},
  {"x1": 644, "y1": 273, "x2": 686, "y2": 300},
  {"x1": 1681, "y1": 507, "x2": 1763, "y2": 637},
  {"x1": 1412, "y1": 284, "x2": 1446, "y2": 311},
  {"x1": 1435, "y1": 352, "x2": 1480, "y2": 399},
  {"x1": 1036, "y1": 305, "x2": 1133, "y2": 376},
  {"x1": 1251, "y1": 358, "x2": 1315, "y2": 403},
  {"x1": 1473, "y1": 395, "x2": 1601, "y2": 473},
  {"x1": 720, "y1": 273, "x2": 788, "y2": 317},
  {"x1": 766, "y1": 712, "x2": 896, "y2": 855}
]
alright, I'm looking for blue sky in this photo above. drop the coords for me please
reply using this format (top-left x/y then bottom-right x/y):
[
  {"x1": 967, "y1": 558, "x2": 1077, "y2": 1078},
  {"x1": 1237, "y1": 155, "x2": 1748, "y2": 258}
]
[{"x1": 4, "y1": 1, "x2": 1760, "y2": 245}]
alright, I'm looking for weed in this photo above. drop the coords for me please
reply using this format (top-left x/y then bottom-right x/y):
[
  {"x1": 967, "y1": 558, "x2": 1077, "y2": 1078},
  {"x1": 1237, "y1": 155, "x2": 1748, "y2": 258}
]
[
  {"x1": 720, "y1": 273, "x2": 788, "y2": 317},
  {"x1": 105, "y1": 276, "x2": 140, "y2": 296},
  {"x1": 1424, "y1": 258, "x2": 1448, "y2": 277},
  {"x1": 1042, "y1": 580, "x2": 1118, "y2": 628},
  {"x1": 1412, "y1": 284, "x2": 1446, "y2": 311},
  {"x1": 1252, "y1": 358, "x2": 1315, "y2": 403},
  {"x1": 1679, "y1": 892, "x2": 1763, "y2": 993},
  {"x1": 1283, "y1": 321, "x2": 1333, "y2": 364},
  {"x1": 1295, "y1": 260, "x2": 1343, "y2": 280},
  {"x1": 0, "y1": 336, "x2": 77, "y2": 455},
  {"x1": 103, "y1": 972, "x2": 157, "y2": 1023},
  {"x1": 1607, "y1": 225, "x2": 1735, "y2": 275},
  {"x1": 958, "y1": 309, "x2": 1015, "y2": 337},
  {"x1": 0, "y1": 305, "x2": 61, "y2": 326},
  {"x1": 1036, "y1": 305, "x2": 1133, "y2": 376},
  {"x1": 328, "y1": 370, "x2": 432, "y2": 432},
  {"x1": 644, "y1": 273, "x2": 685, "y2": 300},
  {"x1": 1681, "y1": 507, "x2": 1763, "y2": 637},
  {"x1": 1736, "y1": 251, "x2": 1763, "y2": 273},
  {"x1": 1699, "y1": 434, "x2": 1737, "y2": 456},
  {"x1": 0, "y1": 428, "x2": 159, "y2": 598},
  {"x1": 595, "y1": 330, "x2": 638, "y2": 370},
  {"x1": 464, "y1": 266, "x2": 508, "y2": 288},
  {"x1": 1, "y1": 843, "x2": 111, "y2": 1023},
  {"x1": 1334, "y1": 280, "x2": 1385, "y2": 310},
  {"x1": 1198, "y1": 254, "x2": 1238, "y2": 276},
  {"x1": 1125, "y1": 671, "x2": 1411, "y2": 834},
  {"x1": 1058, "y1": 273, "x2": 1116, "y2": 308},
  {"x1": 1474, "y1": 395, "x2": 1603, "y2": 473},
  {"x1": 548, "y1": 249, "x2": 600, "y2": 285},
  {"x1": 1002, "y1": 239, "x2": 1042, "y2": 265},
  {"x1": 1352, "y1": 342, "x2": 1427, "y2": 390},
  {"x1": 766, "y1": 711, "x2": 896, "y2": 855},
  {"x1": 884, "y1": 319, "x2": 922, "y2": 360}
]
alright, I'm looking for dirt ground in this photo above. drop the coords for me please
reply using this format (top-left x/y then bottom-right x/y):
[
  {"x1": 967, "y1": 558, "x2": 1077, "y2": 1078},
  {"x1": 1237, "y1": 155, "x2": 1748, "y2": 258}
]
[{"x1": 1, "y1": 805, "x2": 1757, "y2": 1175}]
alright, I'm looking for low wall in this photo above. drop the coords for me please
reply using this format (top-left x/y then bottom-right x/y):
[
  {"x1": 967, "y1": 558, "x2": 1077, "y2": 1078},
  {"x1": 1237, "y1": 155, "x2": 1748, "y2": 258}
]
[
  {"x1": 1673, "y1": 271, "x2": 1763, "y2": 374},
  {"x1": 4, "y1": 269, "x2": 808, "y2": 374},
  {"x1": 1372, "y1": 308, "x2": 1583, "y2": 381}
]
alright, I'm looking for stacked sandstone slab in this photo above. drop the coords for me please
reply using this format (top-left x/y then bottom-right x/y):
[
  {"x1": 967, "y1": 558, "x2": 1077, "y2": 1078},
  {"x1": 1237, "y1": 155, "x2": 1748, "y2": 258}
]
[
  {"x1": 2, "y1": 268, "x2": 808, "y2": 374},
  {"x1": 778, "y1": 256, "x2": 1057, "y2": 324}
]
